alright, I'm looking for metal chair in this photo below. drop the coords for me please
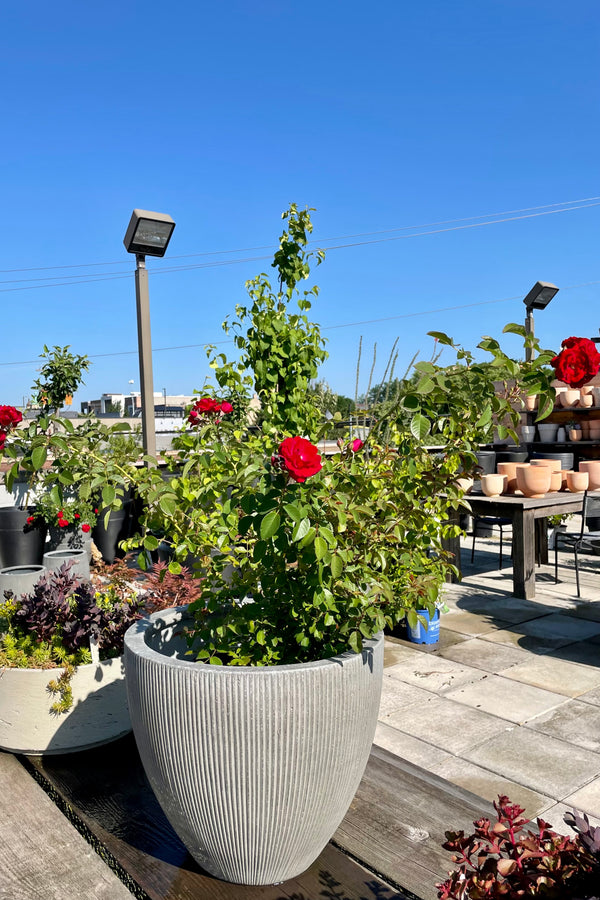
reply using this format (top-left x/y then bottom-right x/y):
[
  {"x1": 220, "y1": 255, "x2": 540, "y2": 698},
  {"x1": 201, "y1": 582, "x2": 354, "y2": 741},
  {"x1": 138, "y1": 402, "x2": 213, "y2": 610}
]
[
  {"x1": 554, "y1": 491, "x2": 600, "y2": 597},
  {"x1": 471, "y1": 516, "x2": 512, "y2": 570}
]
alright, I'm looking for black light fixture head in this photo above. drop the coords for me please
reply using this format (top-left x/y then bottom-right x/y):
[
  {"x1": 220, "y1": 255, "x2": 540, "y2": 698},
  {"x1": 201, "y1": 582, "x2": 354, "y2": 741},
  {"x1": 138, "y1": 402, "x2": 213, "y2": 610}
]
[
  {"x1": 124, "y1": 209, "x2": 175, "y2": 257},
  {"x1": 523, "y1": 281, "x2": 559, "y2": 311}
]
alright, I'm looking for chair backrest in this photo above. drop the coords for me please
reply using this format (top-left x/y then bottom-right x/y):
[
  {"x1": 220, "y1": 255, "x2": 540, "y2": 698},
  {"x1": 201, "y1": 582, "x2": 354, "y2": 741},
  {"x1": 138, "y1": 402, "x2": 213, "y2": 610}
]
[{"x1": 577, "y1": 490, "x2": 589, "y2": 539}]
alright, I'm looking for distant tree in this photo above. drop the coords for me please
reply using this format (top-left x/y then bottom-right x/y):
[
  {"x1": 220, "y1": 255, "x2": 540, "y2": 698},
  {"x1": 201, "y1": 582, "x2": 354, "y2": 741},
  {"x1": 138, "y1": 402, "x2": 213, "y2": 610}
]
[{"x1": 104, "y1": 401, "x2": 122, "y2": 416}]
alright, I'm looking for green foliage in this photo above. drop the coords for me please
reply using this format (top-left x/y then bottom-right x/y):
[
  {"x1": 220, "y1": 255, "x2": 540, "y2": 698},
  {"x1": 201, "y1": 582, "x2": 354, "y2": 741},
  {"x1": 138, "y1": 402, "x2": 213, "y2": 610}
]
[
  {"x1": 32, "y1": 344, "x2": 90, "y2": 411},
  {"x1": 208, "y1": 204, "x2": 328, "y2": 439}
]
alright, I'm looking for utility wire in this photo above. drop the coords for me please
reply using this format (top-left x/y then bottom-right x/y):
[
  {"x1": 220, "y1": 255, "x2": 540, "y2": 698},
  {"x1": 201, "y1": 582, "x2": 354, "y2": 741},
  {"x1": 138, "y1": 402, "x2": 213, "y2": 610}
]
[
  {"x1": 0, "y1": 195, "x2": 598, "y2": 276},
  {"x1": 0, "y1": 200, "x2": 599, "y2": 293},
  {"x1": 1, "y1": 279, "x2": 598, "y2": 370}
]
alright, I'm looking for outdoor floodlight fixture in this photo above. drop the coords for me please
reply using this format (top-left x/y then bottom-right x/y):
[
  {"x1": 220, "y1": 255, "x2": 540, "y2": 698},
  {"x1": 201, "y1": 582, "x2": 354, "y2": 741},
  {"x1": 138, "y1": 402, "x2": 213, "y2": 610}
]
[
  {"x1": 523, "y1": 281, "x2": 559, "y2": 362},
  {"x1": 123, "y1": 209, "x2": 176, "y2": 258},
  {"x1": 523, "y1": 281, "x2": 559, "y2": 312},
  {"x1": 124, "y1": 208, "x2": 176, "y2": 461}
]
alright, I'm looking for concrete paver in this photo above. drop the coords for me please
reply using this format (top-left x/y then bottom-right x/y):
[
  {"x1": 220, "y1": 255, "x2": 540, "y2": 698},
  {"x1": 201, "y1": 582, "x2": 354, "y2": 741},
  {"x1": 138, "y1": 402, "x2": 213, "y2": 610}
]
[
  {"x1": 465, "y1": 725, "x2": 600, "y2": 799},
  {"x1": 379, "y1": 676, "x2": 437, "y2": 719},
  {"x1": 378, "y1": 535, "x2": 600, "y2": 829},
  {"x1": 499, "y1": 654, "x2": 600, "y2": 697},
  {"x1": 385, "y1": 695, "x2": 512, "y2": 756},
  {"x1": 526, "y1": 700, "x2": 600, "y2": 753},
  {"x1": 445, "y1": 674, "x2": 568, "y2": 724},
  {"x1": 384, "y1": 653, "x2": 486, "y2": 694},
  {"x1": 439, "y1": 637, "x2": 530, "y2": 673},
  {"x1": 374, "y1": 722, "x2": 451, "y2": 768},
  {"x1": 429, "y1": 756, "x2": 554, "y2": 818}
]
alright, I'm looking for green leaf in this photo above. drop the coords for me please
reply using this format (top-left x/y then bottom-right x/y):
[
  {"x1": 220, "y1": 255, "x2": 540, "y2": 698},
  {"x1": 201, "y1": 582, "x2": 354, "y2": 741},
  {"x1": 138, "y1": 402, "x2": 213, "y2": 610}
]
[
  {"x1": 401, "y1": 393, "x2": 420, "y2": 411},
  {"x1": 253, "y1": 540, "x2": 267, "y2": 561},
  {"x1": 410, "y1": 413, "x2": 431, "y2": 440},
  {"x1": 298, "y1": 526, "x2": 316, "y2": 548},
  {"x1": 292, "y1": 517, "x2": 310, "y2": 542},
  {"x1": 284, "y1": 502, "x2": 302, "y2": 522},
  {"x1": 502, "y1": 322, "x2": 527, "y2": 337},
  {"x1": 330, "y1": 555, "x2": 343, "y2": 578},
  {"x1": 427, "y1": 331, "x2": 454, "y2": 346},
  {"x1": 476, "y1": 405, "x2": 492, "y2": 429},
  {"x1": 31, "y1": 446, "x2": 47, "y2": 470},
  {"x1": 416, "y1": 376, "x2": 435, "y2": 394},
  {"x1": 159, "y1": 495, "x2": 177, "y2": 517},
  {"x1": 102, "y1": 485, "x2": 116, "y2": 508},
  {"x1": 314, "y1": 536, "x2": 328, "y2": 560},
  {"x1": 260, "y1": 509, "x2": 280, "y2": 540},
  {"x1": 143, "y1": 534, "x2": 159, "y2": 551},
  {"x1": 348, "y1": 631, "x2": 361, "y2": 653}
]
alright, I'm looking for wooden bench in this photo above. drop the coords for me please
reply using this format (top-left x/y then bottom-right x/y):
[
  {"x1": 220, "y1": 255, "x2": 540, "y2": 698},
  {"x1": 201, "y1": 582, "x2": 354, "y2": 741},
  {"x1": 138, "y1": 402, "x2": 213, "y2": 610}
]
[{"x1": 6, "y1": 736, "x2": 495, "y2": 900}]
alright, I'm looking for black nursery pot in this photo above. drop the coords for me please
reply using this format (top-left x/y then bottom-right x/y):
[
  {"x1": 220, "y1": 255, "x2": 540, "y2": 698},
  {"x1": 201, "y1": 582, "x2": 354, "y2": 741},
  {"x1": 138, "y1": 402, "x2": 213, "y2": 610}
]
[
  {"x1": 0, "y1": 507, "x2": 47, "y2": 567},
  {"x1": 92, "y1": 503, "x2": 133, "y2": 564}
]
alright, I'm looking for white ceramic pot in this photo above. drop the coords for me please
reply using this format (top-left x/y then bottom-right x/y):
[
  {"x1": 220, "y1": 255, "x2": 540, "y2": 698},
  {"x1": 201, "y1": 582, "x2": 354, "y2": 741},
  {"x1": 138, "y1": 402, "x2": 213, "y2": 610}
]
[
  {"x1": 0, "y1": 656, "x2": 130, "y2": 755},
  {"x1": 124, "y1": 607, "x2": 384, "y2": 885}
]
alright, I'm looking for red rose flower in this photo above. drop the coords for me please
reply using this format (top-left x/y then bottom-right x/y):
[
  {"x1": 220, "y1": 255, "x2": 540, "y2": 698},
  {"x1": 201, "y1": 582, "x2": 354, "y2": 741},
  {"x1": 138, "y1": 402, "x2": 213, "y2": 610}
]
[
  {"x1": 74, "y1": 513, "x2": 80, "y2": 519},
  {"x1": 351, "y1": 439, "x2": 364, "y2": 452},
  {"x1": 58, "y1": 518, "x2": 69, "y2": 528},
  {"x1": 0, "y1": 434, "x2": 5, "y2": 451},
  {"x1": 0, "y1": 405, "x2": 23, "y2": 431},
  {"x1": 277, "y1": 436, "x2": 322, "y2": 483},
  {"x1": 94, "y1": 508, "x2": 99, "y2": 514},
  {"x1": 81, "y1": 523, "x2": 91, "y2": 533},
  {"x1": 551, "y1": 337, "x2": 600, "y2": 389},
  {"x1": 196, "y1": 397, "x2": 221, "y2": 414},
  {"x1": 26, "y1": 516, "x2": 35, "y2": 524},
  {"x1": 219, "y1": 401, "x2": 233, "y2": 414}
]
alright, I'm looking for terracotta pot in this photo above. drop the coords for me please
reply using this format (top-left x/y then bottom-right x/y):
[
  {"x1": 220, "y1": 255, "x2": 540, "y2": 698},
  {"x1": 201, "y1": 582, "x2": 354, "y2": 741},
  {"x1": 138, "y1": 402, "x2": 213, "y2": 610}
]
[
  {"x1": 456, "y1": 477, "x2": 474, "y2": 494},
  {"x1": 497, "y1": 462, "x2": 520, "y2": 494},
  {"x1": 530, "y1": 458, "x2": 561, "y2": 472},
  {"x1": 566, "y1": 470, "x2": 589, "y2": 493},
  {"x1": 569, "y1": 428, "x2": 582, "y2": 442},
  {"x1": 560, "y1": 469, "x2": 570, "y2": 491},
  {"x1": 548, "y1": 471, "x2": 563, "y2": 492},
  {"x1": 481, "y1": 474, "x2": 507, "y2": 497},
  {"x1": 516, "y1": 464, "x2": 552, "y2": 499},
  {"x1": 578, "y1": 461, "x2": 600, "y2": 491},
  {"x1": 582, "y1": 421, "x2": 591, "y2": 439},
  {"x1": 580, "y1": 394, "x2": 594, "y2": 409},
  {"x1": 560, "y1": 389, "x2": 581, "y2": 408},
  {"x1": 588, "y1": 423, "x2": 600, "y2": 438},
  {"x1": 522, "y1": 394, "x2": 537, "y2": 411}
]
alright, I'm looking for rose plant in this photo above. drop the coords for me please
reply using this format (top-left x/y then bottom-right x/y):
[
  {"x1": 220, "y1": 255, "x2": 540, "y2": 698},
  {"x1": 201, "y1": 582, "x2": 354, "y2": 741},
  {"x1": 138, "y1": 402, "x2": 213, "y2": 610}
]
[
  {"x1": 551, "y1": 336, "x2": 600, "y2": 389},
  {"x1": 123, "y1": 205, "x2": 559, "y2": 666}
]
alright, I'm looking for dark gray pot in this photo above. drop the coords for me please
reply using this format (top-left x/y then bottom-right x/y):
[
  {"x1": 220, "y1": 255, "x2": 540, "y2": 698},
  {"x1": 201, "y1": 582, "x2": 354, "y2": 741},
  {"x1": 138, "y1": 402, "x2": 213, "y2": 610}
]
[
  {"x1": 124, "y1": 607, "x2": 383, "y2": 885},
  {"x1": 0, "y1": 564, "x2": 46, "y2": 600},
  {"x1": 42, "y1": 549, "x2": 90, "y2": 582}
]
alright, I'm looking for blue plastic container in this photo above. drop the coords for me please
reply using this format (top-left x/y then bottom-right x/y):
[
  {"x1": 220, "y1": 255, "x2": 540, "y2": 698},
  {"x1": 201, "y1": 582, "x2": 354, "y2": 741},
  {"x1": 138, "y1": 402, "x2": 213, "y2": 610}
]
[{"x1": 407, "y1": 608, "x2": 440, "y2": 644}]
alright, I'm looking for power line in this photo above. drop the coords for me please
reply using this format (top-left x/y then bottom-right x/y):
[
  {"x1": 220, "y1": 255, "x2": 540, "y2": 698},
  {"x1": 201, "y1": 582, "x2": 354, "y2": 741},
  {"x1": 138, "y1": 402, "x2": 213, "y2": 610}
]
[
  {"x1": 0, "y1": 194, "x2": 598, "y2": 276},
  {"x1": 1, "y1": 279, "x2": 598, "y2": 370},
  {"x1": 0, "y1": 200, "x2": 598, "y2": 294}
]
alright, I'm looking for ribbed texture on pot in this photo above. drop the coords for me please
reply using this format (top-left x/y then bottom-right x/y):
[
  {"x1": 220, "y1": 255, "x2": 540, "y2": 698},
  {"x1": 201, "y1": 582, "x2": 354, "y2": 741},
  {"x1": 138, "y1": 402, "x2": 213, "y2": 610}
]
[{"x1": 125, "y1": 608, "x2": 383, "y2": 885}]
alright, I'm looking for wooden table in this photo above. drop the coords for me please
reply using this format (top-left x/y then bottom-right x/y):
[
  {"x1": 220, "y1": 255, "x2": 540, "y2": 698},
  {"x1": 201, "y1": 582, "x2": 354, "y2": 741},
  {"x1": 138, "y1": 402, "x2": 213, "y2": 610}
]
[{"x1": 448, "y1": 491, "x2": 587, "y2": 600}]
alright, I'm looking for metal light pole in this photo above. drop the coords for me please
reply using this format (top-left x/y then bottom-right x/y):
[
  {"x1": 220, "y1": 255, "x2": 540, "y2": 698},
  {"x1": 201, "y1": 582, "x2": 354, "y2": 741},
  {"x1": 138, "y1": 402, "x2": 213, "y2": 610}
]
[
  {"x1": 124, "y1": 210, "x2": 175, "y2": 461},
  {"x1": 523, "y1": 281, "x2": 559, "y2": 362}
]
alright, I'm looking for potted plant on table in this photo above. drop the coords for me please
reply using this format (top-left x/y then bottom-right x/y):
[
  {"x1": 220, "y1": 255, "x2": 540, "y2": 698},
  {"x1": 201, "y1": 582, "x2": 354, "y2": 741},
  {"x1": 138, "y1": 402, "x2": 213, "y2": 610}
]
[{"x1": 0, "y1": 561, "x2": 142, "y2": 755}]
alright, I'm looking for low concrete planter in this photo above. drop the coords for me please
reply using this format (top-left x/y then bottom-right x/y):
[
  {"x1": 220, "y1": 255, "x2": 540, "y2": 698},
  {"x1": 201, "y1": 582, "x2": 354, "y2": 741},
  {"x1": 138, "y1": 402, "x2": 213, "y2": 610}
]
[
  {"x1": 124, "y1": 607, "x2": 383, "y2": 885},
  {"x1": 0, "y1": 656, "x2": 131, "y2": 755}
]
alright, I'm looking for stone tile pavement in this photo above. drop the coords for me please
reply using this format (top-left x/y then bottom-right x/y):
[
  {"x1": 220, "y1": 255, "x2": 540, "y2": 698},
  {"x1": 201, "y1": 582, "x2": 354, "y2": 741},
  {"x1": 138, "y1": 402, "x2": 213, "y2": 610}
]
[{"x1": 377, "y1": 531, "x2": 600, "y2": 836}]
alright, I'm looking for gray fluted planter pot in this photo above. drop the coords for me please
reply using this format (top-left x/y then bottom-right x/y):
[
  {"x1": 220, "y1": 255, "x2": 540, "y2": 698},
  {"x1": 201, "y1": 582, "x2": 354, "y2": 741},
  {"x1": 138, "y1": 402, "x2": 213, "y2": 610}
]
[{"x1": 124, "y1": 607, "x2": 383, "y2": 885}]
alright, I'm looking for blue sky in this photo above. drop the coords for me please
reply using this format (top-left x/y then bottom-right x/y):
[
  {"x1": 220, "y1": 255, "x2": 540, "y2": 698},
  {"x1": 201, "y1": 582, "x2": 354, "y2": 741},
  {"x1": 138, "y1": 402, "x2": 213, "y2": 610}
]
[{"x1": 1, "y1": 1, "x2": 599, "y2": 407}]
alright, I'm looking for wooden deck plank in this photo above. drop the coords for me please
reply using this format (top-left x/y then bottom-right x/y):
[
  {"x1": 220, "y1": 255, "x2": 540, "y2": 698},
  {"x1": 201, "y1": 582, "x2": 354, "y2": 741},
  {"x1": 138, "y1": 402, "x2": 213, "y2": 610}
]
[
  {"x1": 0, "y1": 751, "x2": 132, "y2": 900},
  {"x1": 24, "y1": 734, "x2": 409, "y2": 900},
  {"x1": 335, "y1": 746, "x2": 495, "y2": 900}
]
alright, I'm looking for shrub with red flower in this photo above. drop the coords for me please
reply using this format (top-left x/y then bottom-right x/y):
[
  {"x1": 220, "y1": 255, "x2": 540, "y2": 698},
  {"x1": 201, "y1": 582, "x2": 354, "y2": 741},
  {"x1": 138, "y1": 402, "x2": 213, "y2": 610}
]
[
  {"x1": 188, "y1": 397, "x2": 233, "y2": 426},
  {"x1": 0, "y1": 405, "x2": 23, "y2": 431},
  {"x1": 0, "y1": 405, "x2": 23, "y2": 453},
  {"x1": 273, "y1": 436, "x2": 322, "y2": 482},
  {"x1": 551, "y1": 336, "x2": 600, "y2": 389}
]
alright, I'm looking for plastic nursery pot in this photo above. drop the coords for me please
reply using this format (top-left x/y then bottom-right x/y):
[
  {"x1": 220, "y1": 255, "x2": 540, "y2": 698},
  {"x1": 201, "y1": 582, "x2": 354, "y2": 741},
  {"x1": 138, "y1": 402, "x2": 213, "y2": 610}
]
[
  {"x1": 0, "y1": 508, "x2": 47, "y2": 568},
  {"x1": 406, "y1": 608, "x2": 440, "y2": 644}
]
